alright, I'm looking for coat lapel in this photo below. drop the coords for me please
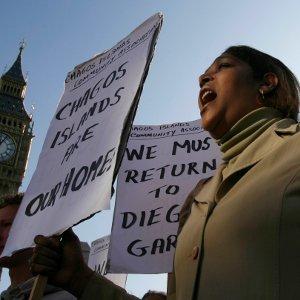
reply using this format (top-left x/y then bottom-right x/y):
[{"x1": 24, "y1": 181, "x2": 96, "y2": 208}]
[
  {"x1": 194, "y1": 164, "x2": 225, "y2": 210},
  {"x1": 178, "y1": 165, "x2": 225, "y2": 299}
]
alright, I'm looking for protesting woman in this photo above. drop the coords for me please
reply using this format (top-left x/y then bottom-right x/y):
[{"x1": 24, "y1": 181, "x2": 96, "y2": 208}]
[
  {"x1": 31, "y1": 46, "x2": 300, "y2": 299},
  {"x1": 168, "y1": 45, "x2": 300, "y2": 300}
]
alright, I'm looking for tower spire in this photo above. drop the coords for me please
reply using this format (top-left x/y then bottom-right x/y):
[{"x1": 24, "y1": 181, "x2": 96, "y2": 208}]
[
  {"x1": 19, "y1": 39, "x2": 26, "y2": 54},
  {"x1": 3, "y1": 41, "x2": 26, "y2": 84}
]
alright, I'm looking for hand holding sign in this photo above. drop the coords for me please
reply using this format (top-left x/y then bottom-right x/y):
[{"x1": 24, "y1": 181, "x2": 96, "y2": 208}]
[
  {"x1": 30, "y1": 230, "x2": 138, "y2": 300},
  {"x1": 31, "y1": 229, "x2": 93, "y2": 298}
]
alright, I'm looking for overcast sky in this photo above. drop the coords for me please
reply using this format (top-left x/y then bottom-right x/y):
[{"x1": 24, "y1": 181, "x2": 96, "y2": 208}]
[{"x1": 1, "y1": 0, "x2": 300, "y2": 296}]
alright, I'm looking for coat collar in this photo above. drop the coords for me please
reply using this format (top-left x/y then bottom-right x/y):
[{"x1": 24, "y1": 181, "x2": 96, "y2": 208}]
[
  {"x1": 223, "y1": 118, "x2": 298, "y2": 179},
  {"x1": 218, "y1": 107, "x2": 283, "y2": 162},
  {"x1": 194, "y1": 118, "x2": 299, "y2": 206}
]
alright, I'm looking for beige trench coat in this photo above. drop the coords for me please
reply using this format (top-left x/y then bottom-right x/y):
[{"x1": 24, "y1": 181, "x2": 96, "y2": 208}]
[{"x1": 168, "y1": 118, "x2": 300, "y2": 300}]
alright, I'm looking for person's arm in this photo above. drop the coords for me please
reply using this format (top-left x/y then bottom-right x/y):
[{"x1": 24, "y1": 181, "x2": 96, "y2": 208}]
[
  {"x1": 80, "y1": 272, "x2": 139, "y2": 300},
  {"x1": 30, "y1": 229, "x2": 139, "y2": 300}
]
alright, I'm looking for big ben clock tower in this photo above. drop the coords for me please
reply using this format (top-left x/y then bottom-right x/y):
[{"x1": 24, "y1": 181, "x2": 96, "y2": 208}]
[{"x1": 0, "y1": 42, "x2": 33, "y2": 196}]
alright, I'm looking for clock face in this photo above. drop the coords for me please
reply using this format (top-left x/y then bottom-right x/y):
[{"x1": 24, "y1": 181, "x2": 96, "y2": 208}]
[{"x1": 0, "y1": 132, "x2": 16, "y2": 162}]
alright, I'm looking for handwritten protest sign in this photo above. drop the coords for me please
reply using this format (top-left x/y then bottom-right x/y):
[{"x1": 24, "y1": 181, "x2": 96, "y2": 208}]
[
  {"x1": 108, "y1": 120, "x2": 221, "y2": 273},
  {"x1": 2, "y1": 13, "x2": 163, "y2": 257},
  {"x1": 88, "y1": 235, "x2": 127, "y2": 288}
]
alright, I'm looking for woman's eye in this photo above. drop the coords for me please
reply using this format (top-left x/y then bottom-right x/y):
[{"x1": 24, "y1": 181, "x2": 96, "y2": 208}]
[{"x1": 218, "y1": 63, "x2": 231, "y2": 69}]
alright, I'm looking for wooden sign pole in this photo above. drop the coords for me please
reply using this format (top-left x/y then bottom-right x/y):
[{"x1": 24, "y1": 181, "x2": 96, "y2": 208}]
[{"x1": 29, "y1": 275, "x2": 48, "y2": 300}]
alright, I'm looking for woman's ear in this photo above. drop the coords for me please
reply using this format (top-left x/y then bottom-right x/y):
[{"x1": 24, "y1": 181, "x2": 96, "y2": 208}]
[{"x1": 259, "y1": 72, "x2": 279, "y2": 95}]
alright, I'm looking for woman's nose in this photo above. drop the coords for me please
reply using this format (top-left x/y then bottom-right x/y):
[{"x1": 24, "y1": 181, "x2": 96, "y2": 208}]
[{"x1": 199, "y1": 73, "x2": 212, "y2": 88}]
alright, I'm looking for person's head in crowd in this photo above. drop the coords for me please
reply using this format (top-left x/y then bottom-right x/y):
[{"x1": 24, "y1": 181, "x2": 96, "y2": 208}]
[
  {"x1": 142, "y1": 290, "x2": 167, "y2": 300},
  {"x1": 0, "y1": 193, "x2": 33, "y2": 286},
  {"x1": 199, "y1": 45, "x2": 300, "y2": 139},
  {"x1": 0, "y1": 193, "x2": 23, "y2": 259}
]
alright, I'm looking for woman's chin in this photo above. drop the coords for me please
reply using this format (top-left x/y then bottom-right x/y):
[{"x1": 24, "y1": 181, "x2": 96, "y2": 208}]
[
  {"x1": 200, "y1": 115, "x2": 214, "y2": 133},
  {"x1": 200, "y1": 118, "x2": 223, "y2": 139}
]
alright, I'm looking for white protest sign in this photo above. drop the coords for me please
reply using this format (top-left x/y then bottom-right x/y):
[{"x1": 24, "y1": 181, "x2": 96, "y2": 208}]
[
  {"x1": 88, "y1": 235, "x2": 127, "y2": 288},
  {"x1": 2, "y1": 13, "x2": 163, "y2": 257},
  {"x1": 108, "y1": 120, "x2": 221, "y2": 273}
]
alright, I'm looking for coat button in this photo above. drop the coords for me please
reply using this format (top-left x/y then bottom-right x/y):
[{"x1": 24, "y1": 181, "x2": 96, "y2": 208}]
[{"x1": 191, "y1": 246, "x2": 199, "y2": 260}]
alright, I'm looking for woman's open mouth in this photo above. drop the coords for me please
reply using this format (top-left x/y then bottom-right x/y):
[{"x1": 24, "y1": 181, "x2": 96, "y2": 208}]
[{"x1": 200, "y1": 88, "x2": 217, "y2": 113}]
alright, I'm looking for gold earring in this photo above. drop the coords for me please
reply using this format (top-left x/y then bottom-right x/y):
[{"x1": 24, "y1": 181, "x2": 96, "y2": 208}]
[{"x1": 259, "y1": 89, "x2": 265, "y2": 100}]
